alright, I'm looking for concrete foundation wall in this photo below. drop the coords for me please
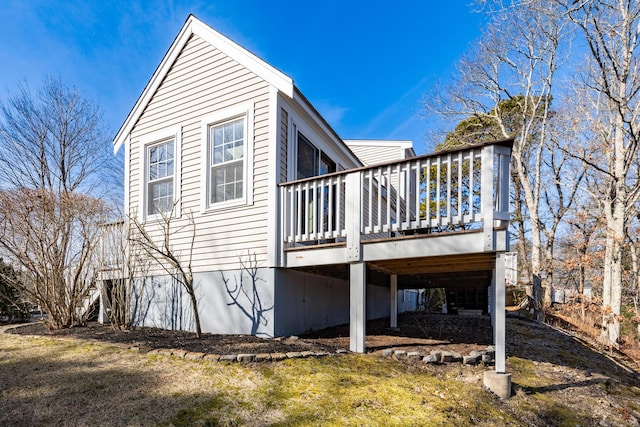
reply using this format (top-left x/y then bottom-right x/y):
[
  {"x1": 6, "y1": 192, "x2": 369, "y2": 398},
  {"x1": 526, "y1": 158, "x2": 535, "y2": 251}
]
[
  {"x1": 131, "y1": 268, "x2": 276, "y2": 337},
  {"x1": 126, "y1": 267, "x2": 397, "y2": 338},
  {"x1": 274, "y1": 269, "x2": 392, "y2": 336}
]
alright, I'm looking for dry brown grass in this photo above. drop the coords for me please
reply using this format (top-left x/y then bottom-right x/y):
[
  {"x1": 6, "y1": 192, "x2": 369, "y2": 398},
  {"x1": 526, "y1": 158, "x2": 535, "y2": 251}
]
[
  {"x1": 0, "y1": 333, "x2": 267, "y2": 426},
  {"x1": 2, "y1": 317, "x2": 640, "y2": 426}
]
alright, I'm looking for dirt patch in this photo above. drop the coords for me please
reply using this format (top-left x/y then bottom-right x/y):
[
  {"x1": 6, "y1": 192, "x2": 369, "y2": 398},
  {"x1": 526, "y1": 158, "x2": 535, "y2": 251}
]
[{"x1": 6, "y1": 311, "x2": 491, "y2": 357}]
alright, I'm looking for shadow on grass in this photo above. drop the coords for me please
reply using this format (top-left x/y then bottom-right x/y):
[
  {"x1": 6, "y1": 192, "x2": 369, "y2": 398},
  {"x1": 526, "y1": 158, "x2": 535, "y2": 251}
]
[{"x1": 0, "y1": 342, "x2": 236, "y2": 426}]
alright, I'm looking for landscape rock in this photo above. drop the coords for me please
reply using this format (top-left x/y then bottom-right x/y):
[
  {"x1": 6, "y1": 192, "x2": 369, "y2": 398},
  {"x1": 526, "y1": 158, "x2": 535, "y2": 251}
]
[
  {"x1": 463, "y1": 355, "x2": 479, "y2": 365},
  {"x1": 184, "y1": 352, "x2": 205, "y2": 360},
  {"x1": 255, "y1": 353, "x2": 272, "y2": 362},
  {"x1": 430, "y1": 350, "x2": 442, "y2": 361},
  {"x1": 469, "y1": 350, "x2": 482, "y2": 358},
  {"x1": 237, "y1": 354, "x2": 255, "y2": 362},
  {"x1": 270, "y1": 353, "x2": 287, "y2": 361},
  {"x1": 423, "y1": 354, "x2": 439, "y2": 364},
  {"x1": 482, "y1": 354, "x2": 493, "y2": 365},
  {"x1": 219, "y1": 354, "x2": 237, "y2": 362},
  {"x1": 440, "y1": 351, "x2": 454, "y2": 363},
  {"x1": 286, "y1": 352, "x2": 302, "y2": 359}
]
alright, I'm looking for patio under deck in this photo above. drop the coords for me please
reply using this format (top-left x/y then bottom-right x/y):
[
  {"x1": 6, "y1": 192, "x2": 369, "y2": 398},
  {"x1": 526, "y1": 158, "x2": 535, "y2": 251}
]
[{"x1": 278, "y1": 139, "x2": 513, "y2": 374}]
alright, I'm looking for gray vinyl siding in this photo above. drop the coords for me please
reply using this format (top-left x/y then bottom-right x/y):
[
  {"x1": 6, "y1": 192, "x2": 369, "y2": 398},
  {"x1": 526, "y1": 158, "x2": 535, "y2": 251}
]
[
  {"x1": 128, "y1": 34, "x2": 272, "y2": 272},
  {"x1": 347, "y1": 144, "x2": 403, "y2": 166}
]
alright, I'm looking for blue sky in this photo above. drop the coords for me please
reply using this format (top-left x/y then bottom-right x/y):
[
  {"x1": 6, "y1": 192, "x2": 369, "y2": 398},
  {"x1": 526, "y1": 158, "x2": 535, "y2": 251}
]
[{"x1": 0, "y1": 1, "x2": 484, "y2": 154}]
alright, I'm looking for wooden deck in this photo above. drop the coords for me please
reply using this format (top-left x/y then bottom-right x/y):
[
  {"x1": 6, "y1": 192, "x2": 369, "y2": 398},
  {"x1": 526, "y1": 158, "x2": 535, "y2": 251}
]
[{"x1": 278, "y1": 139, "x2": 513, "y2": 372}]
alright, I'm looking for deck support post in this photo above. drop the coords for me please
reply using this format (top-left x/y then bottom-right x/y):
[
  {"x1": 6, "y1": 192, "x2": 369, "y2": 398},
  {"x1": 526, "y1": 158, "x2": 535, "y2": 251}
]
[
  {"x1": 97, "y1": 279, "x2": 109, "y2": 324},
  {"x1": 349, "y1": 262, "x2": 367, "y2": 353},
  {"x1": 484, "y1": 251, "x2": 511, "y2": 399},
  {"x1": 493, "y1": 251, "x2": 506, "y2": 373},
  {"x1": 390, "y1": 274, "x2": 398, "y2": 329},
  {"x1": 481, "y1": 145, "x2": 495, "y2": 251}
]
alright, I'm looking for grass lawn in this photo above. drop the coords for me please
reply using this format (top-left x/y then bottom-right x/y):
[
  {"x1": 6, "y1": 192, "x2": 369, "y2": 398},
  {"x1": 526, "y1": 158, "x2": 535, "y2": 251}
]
[{"x1": 1, "y1": 319, "x2": 639, "y2": 426}]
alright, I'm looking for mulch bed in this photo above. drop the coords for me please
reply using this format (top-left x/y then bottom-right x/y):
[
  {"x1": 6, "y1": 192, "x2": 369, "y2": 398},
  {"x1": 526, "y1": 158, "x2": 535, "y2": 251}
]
[{"x1": 6, "y1": 311, "x2": 493, "y2": 356}]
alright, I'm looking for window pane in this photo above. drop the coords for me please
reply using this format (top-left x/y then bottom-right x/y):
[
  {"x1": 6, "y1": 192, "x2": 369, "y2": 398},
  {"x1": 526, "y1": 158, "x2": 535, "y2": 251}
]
[
  {"x1": 149, "y1": 164, "x2": 158, "y2": 180},
  {"x1": 234, "y1": 140, "x2": 243, "y2": 159},
  {"x1": 213, "y1": 127, "x2": 223, "y2": 145},
  {"x1": 211, "y1": 161, "x2": 243, "y2": 203},
  {"x1": 234, "y1": 120, "x2": 243, "y2": 140},
  {"x1": 209, "y1": 118, "x2": 245, "y2": 205},
  {"x1": 224, "y1": 142, "x2": 234, "y2": 162},
  {"x1": 213, "y1": 145, "x2": 223, "y2": 164},
  {"x1": 149, "y1": 146, "x2": 158, "y2": 163},
  {"x1": 320, "y1": 153, "x2": 336, "y2": 175},
  {"x1": 224, "y1": 125, "x2": 233, "y2": 142},
  {"x1": 297, "y1": 133, "x2": 317, "y2": 179},
  {"x1": 148, "y1": 179, "x2": 173, "y2": 215},
  {"x1": 147, "y1": 138, "x2": 174, "y2": 215}
]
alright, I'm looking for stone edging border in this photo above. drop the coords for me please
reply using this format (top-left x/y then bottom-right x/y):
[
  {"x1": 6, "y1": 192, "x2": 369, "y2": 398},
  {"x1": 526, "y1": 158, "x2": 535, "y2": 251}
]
[
  {"x1": 379, "y1": 346, "x2": 496, "y2": 366},
  {"x1": 2, "y1": 323, "x2": 494, "y2": 366},
  {"x1": 119, "y1": 343, "x2": 350, "y2": 362},
  {"x1": 1, "y1": 324, "x2": 349, "y2": 363}
]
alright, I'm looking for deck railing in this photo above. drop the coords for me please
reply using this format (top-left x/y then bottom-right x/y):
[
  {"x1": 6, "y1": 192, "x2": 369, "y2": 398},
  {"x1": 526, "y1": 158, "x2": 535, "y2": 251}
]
[
  {"x1": 99, "y1": 220, "x2": 125, "y2": 272},
  {"x1": 280, "y1": 140, "x2": 512, "y2": 250}
]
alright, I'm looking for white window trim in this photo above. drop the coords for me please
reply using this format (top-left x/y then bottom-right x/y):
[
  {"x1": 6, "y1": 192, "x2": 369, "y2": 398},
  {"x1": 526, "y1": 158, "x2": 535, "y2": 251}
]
[
  {"x1": 138, "y1": 126, "x2": 182, "y2": 221},
  {"x1": 200, "y1": 103, "x2": 254, "y2": 212}
]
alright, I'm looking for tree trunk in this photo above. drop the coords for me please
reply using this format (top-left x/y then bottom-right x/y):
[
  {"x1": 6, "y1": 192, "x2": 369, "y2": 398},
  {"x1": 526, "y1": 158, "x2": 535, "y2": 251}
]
[{"x1": 187, "y1": 285, "x2": 202, "y2": 339}]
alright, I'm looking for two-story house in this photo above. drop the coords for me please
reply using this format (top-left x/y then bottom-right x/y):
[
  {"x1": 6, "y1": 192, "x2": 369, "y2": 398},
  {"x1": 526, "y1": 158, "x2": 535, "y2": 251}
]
[{"x1": 107, "y1": 15, "x2": 512, "y2": 381}]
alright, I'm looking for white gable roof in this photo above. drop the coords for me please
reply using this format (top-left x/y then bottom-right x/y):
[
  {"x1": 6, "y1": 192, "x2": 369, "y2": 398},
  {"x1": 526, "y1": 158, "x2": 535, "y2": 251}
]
[{"x1": 113, "y1": 14, "x2": 294, "y2": 153}]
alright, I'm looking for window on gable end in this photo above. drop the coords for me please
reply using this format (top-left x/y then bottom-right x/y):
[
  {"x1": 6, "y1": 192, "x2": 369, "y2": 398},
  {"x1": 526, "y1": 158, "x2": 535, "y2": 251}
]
[
  {"x1": 201, "y1": 106, "x2": 253, "y2": 211},
  {"x1": 146, "y1": 138, "x2": 175, "y2": 216}
]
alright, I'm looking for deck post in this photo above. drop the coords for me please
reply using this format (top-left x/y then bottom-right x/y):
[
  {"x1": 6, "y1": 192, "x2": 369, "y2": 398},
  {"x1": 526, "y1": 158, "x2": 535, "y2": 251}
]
[
  {"x1": 97, "y1": 279, "x2": 109, "y2": 324},
  {"x1": 493, "y1": 251, "x2": 506, "y2": 373},
  {"x1": 345, "y1": 172, "x2": 362, "y2": 262},
  {"x1": 390, "y1": 274, "x2": 398, "y2": 329},
  {"x1": 350, "y1": 261, "x2": 367, "y2": 353},
  {"x1": 481, "y1": 144, "x2": 495, "y2": 251}
]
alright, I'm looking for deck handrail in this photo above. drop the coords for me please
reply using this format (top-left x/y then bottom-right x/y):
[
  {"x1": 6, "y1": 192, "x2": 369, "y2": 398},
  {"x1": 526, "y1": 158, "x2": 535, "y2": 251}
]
[{"x1": 280, "y1": 140, "x2": 512, "y2": 257}]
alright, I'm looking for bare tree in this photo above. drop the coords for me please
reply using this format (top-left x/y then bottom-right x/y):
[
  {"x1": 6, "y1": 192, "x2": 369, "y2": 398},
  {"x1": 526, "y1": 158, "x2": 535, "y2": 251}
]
[
  {"x1": 129, "y1": 204, "x2": 202, "y2": 338},
  {"x1": 99, "y1": 220, "x2": 153, "y2": 330},
  {"x1": 0, "y1": 189, "x2": 106, "y2": 328},
  {"x1": 0, "y1": 79, "x2": 111, "y2": 329},
  {"x1": 426, "y1": 0, "x2": 574, "y2": 319},
  {"x1": 559, "y1": 0, "x2": 640, "y2": 347}
]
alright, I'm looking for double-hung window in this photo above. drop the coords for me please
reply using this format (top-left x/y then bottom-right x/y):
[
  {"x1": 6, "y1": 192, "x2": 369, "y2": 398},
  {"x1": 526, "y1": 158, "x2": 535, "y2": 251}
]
[
  {"x1": 210, "y1": 118, "x2": 244, "y2": 204},
  {"x1": 201, "y1": 105, "x2": 252, "y2": 211},
  {"x1": 147, "y1": 138, "x2": 175, "y2": 216}
]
